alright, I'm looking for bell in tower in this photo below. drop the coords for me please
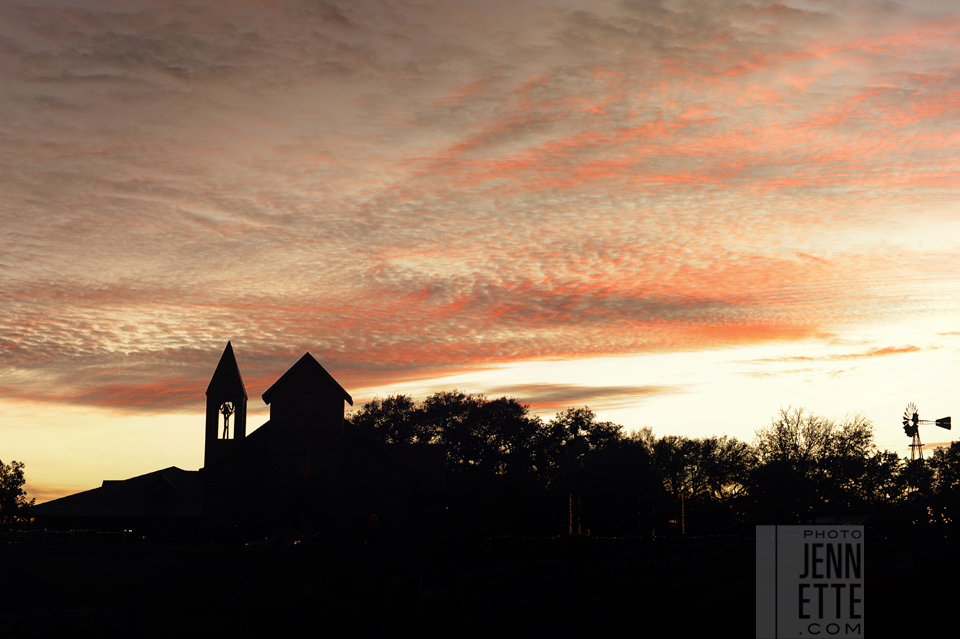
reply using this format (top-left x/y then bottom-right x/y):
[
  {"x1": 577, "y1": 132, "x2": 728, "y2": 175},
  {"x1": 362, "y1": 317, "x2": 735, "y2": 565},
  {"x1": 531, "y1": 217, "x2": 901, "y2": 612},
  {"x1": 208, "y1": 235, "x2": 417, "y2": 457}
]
[
  {"x1": 219, "y1": 401, "x2": 236, "y2": 438},
  {"x1": 204, "y1": 341, "x2": 248, "y2": 468}
]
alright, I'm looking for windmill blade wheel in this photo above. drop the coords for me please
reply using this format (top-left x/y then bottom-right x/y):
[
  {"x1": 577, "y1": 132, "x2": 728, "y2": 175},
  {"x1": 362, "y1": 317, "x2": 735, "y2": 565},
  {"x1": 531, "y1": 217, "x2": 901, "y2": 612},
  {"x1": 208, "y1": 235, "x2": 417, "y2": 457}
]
[{"x1": 904, "y1": 403, "x2": 918, "y2": 426}]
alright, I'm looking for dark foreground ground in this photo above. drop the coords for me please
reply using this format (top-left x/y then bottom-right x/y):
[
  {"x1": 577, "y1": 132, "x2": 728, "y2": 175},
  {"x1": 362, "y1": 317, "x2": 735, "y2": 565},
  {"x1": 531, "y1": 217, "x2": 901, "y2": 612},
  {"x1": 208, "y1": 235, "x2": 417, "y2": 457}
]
[{"x1": 0, "y1": 531, "x2": 954, "y2": 637}]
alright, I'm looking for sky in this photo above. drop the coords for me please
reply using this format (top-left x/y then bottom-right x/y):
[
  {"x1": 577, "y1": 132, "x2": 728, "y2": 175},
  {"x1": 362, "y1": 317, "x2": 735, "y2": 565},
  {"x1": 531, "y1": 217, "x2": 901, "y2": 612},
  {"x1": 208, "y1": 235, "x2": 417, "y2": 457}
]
[{"x1": 2, "y1": 0, "x2": 959, "y2": 503}]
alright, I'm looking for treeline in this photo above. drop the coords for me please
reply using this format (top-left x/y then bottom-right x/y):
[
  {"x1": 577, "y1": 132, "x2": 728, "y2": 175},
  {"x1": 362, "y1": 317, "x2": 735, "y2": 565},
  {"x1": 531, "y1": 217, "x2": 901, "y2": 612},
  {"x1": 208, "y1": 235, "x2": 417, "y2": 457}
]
[{"x1": 349, "y1": 393, "x2": 960, "y2": 537}]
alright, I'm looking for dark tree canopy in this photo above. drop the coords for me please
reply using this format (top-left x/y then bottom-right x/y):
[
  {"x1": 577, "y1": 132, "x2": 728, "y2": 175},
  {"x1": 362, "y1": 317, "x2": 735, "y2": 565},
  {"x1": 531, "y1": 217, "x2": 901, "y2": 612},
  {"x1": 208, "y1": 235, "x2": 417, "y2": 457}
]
[
  {"x1": 0, "y1": 459, "x2": 34, "y2": 533},
  {"x1": 750, "y1": 408, "x2": 879, "y2": 522},
  {"x1": 348, "y1": 391, "x2": 544, "y2": 481},
  {"x1": 538, "y1": 407, "x2": 624, "y2": 488},
  {"x1": 346, "y1": 395, "x2": 945, "y2": 536},
  {"x1": 754, "y1": 407, "x2": 874, "y2": 467},
  {"x1": 350, "y1": 394, "x2": 430, "y2": 444},
  {"x1": 930, "y1": 442, "x2": 960, "y2": 495}
]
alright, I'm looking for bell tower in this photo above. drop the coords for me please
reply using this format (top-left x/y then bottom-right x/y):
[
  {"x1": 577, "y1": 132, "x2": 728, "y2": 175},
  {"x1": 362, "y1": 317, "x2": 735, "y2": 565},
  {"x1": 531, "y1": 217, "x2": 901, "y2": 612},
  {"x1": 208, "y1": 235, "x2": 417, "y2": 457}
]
[{"x1": 204, "y1": 341, "x2": 248, "y2": 468}]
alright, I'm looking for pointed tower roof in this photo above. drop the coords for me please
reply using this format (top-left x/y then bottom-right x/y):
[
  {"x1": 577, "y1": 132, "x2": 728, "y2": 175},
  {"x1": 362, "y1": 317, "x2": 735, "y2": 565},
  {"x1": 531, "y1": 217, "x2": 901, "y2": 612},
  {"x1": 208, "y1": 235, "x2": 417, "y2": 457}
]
[
  {"x1": 206, "y1": 341, "x2": 248, "y2": 399},
  {"x1": 262, "y1": 352, "x2": 353, "y2": 406}
]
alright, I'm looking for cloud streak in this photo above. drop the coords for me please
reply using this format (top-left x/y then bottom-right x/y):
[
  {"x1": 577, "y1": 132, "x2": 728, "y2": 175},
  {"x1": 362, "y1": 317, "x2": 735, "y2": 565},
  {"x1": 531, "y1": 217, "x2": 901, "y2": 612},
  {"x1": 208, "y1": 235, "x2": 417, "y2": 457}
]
[
  {"x1": 485, "y1": 382, "x2": 681, "y2": 412},
  {"x1": 748, "y1": 345, "x2": 924, "y2": 364}
]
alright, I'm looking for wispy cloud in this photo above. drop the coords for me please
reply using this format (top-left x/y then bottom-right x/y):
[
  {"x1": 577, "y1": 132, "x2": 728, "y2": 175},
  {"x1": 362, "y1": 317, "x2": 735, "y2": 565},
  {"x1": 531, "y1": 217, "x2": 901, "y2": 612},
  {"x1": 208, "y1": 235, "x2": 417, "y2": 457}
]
[
  {"x1": 748, "y1": 345, "x2": 923, "y2": 364},
  {"x1": 485, "y1": 382, "x2": 681, "y2": 412}
]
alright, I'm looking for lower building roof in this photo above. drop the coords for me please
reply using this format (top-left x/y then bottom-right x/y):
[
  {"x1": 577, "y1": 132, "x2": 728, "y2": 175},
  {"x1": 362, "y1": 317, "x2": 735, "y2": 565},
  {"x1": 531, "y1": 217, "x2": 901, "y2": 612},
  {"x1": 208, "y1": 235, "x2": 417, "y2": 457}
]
[{"x1": 30, "y1": 467, "x2": 202, "y2": 520}]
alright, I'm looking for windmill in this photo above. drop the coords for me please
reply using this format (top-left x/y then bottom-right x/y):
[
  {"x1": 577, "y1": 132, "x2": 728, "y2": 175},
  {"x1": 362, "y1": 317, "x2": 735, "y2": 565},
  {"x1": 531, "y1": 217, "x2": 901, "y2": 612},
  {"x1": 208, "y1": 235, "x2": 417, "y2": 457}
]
[{"x1": 902, "y1": 403, "x2": 951, "y2": 460}]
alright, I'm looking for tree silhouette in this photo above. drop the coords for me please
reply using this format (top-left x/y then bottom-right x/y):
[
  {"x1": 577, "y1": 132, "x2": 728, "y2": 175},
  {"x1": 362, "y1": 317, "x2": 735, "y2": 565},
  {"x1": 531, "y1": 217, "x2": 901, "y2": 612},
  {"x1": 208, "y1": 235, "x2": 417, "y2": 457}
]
[
  {"x1": 646, "y1": 434, "x2": 753, "y2": 533},
  {"x1": 754, "y1": 408, "x2": 873, "y2": 467},
  {"x1": 346, "y1": 396, "x2": 928, "y2": 534},
  {"x1": 859, "y1": 450, "x2": 906, "y2": 506},
  {"x1": 538, "y1": 407, "x2": 623, "y2": 485},
  {"x1": 349, "y1": 390, "x2": 545, "y2": 481},
  {"x1": 350, "y1": 394, "x2": 430, "y2": 444},
  {"x1": 0, "y1": 459, "x2": 34, "y2": 534},
  {"x1": 697, "y1": 435, "x2": 754, "y2": 503},
  {"x1": 930, "y1": 442, "x2": 960, "y2": 495},
  {"x1": 750, "y1": 408, "x2": 877, "y2": 522},
  {"x1": 902, "y1": 458, "x2": 934, "y2": 498}
]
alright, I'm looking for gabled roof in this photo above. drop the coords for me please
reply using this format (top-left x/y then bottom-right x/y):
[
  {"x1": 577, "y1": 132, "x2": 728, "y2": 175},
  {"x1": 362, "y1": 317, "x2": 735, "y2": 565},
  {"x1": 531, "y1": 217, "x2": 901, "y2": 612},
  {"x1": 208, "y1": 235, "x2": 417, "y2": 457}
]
[
  {"x1": 206, "y1": 341, "x2": 247, "y2": 399},
  {"x1": 261, "y1": 352, "x2": 353, "y2": 406},
  {"x1": 30, "y1": 467, "x2": 202, "y2": 519}
]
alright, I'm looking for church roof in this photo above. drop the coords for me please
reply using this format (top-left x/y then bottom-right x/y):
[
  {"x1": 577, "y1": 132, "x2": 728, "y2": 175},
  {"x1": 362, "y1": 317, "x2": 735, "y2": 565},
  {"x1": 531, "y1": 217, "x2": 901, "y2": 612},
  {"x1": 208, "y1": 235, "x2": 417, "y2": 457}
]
[
  {"x1": 261, "y1": 352, "x2": 353, "y2": 406},
  {"x1": 30, "y1": 467, "x2": 202, "y2": 520},
  {"x1": 206, "y1": 341, "x2": 247, "y2": 399}
]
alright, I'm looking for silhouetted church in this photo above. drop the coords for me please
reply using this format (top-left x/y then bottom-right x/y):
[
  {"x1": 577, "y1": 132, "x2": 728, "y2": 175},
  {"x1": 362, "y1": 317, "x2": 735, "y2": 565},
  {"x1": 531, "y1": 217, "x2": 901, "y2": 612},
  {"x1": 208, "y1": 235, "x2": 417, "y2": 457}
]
[{"x1": 31, "y1": 343, "x2": 445, "y2": 541}]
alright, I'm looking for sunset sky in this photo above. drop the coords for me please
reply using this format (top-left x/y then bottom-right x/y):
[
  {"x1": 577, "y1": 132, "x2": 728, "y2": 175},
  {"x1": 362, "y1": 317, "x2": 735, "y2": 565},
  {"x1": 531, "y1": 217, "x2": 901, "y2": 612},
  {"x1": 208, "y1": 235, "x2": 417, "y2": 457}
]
[{"x1": 2, "y1": 0, "x2": 959, "y2": 503}]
